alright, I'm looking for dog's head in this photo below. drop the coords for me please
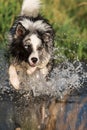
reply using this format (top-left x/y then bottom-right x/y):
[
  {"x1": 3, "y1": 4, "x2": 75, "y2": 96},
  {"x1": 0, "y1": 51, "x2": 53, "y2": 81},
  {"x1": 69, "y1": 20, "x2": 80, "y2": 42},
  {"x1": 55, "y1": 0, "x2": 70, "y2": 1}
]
[{"x1": 9, "y1": 16, "x2": 54, "y2": 68}]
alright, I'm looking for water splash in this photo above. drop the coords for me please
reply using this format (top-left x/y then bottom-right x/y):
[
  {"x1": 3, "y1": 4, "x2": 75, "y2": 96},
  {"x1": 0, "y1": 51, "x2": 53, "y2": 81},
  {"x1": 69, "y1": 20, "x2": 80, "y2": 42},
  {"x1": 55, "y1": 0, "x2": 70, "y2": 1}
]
[
  {"x1": 0, "y1": 49, "x2": 87, "y2": 99},
  {"x1": 24, "y1": 60, "x2": 87, "y2": 99}
]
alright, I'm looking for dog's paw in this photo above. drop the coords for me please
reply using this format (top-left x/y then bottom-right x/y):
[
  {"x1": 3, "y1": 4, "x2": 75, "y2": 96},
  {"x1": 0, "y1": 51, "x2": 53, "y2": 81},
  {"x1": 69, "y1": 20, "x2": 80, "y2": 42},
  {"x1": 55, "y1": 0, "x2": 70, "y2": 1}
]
[
  {"x1": 10, "y1": 77, "x2": 20, "y2": 90},
  {"x1": 9, "y1": 65, "x2": 20, "y2": 89}
]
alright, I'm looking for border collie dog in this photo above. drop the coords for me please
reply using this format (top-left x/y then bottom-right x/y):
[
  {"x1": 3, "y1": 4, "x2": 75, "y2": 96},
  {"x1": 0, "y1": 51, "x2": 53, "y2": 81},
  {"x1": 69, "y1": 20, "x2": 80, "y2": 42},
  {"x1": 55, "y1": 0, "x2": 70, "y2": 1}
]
[{"x1": 8, "y1": 0, "x2": 54, "y2": 89}]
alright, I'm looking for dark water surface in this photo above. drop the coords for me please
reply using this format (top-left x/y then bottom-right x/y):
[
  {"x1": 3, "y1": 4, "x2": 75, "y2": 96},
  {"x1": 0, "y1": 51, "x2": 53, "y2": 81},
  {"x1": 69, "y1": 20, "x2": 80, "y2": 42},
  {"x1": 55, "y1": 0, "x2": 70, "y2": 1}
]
[
  {"x1": 0, "y1": 93, "x2": 87, "y2": 130},
  {"x1": 0, "y1": 49, "x2": 87, "y2": 130}
]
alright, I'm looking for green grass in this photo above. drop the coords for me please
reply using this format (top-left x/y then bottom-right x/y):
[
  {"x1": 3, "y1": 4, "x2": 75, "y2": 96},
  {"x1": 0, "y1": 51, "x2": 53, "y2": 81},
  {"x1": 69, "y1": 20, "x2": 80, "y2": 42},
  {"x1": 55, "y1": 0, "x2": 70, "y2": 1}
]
[
  {"x1": 0, "y1": 0, "x2": 21, "y2": 42},
  {"x1": 0, "y1": 0, "x2": 87, "y2": 61}
]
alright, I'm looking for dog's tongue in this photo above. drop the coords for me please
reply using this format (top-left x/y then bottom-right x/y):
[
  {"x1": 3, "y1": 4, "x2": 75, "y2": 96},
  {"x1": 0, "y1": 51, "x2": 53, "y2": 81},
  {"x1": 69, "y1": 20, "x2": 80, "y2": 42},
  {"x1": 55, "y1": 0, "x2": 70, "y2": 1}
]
[{"x1": 29, "y1": 63, "x2": 36, "y2": 67}]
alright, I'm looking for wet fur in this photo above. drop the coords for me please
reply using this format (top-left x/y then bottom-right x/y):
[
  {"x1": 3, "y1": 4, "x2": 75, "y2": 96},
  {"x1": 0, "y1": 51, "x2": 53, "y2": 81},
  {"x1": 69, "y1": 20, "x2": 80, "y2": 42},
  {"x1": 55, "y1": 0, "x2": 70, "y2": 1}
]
[{"x1": 8, "y1": 6, "x2": 54, "y2": 90}]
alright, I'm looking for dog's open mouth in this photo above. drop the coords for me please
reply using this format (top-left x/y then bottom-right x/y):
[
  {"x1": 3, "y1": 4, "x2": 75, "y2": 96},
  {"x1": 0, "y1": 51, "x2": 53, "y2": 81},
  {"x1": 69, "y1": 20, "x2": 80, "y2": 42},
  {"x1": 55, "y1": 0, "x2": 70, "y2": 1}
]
[{"x1": 29, "y1": 62, "x2": 36, "y2": 67}]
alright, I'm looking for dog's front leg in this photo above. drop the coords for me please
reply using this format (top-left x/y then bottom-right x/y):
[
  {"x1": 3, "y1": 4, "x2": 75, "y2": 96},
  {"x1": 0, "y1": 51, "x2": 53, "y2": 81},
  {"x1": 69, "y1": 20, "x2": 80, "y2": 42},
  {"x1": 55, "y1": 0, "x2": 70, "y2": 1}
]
[{"x1": 9, "y1": 65, "x2": 20, "y2": 89}]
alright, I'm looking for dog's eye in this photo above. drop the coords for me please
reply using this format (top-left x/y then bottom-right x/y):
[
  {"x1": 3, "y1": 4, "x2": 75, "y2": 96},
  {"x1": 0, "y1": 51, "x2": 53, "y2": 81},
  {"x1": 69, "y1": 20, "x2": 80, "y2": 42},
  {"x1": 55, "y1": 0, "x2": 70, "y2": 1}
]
[
  {"x1": 37, "y1": 46, "x2": 43, "y2": 51},
  {"x1": 24, "y1": 45, "x2": 31, "y2": 49},
  {"x1": 24, "y1": 45, "x2": 28, "y2": 49}
]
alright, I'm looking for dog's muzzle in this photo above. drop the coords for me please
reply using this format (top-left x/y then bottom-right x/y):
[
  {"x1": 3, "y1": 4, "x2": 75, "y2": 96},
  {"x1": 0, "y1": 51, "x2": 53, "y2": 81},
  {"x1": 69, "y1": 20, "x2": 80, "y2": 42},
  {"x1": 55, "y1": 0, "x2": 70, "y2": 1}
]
[{"x1": 28, "y1": 56, "x2": 39, "y2": 67}]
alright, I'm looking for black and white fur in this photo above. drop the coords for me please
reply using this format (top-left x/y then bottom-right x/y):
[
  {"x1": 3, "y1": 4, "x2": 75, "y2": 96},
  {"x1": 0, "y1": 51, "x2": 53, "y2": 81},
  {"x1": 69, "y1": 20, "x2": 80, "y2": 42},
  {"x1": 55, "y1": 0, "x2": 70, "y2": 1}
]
[{"x1": 8, "y1": 0, "x2": 54, "y2": 89}]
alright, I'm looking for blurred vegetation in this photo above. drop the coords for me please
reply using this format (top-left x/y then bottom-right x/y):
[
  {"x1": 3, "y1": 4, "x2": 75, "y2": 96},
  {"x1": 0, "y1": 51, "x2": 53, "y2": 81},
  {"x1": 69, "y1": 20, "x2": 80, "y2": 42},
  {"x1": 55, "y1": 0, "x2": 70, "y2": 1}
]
[{"x1": 0, "y1": 0, "x2": 87, "y2": 61}]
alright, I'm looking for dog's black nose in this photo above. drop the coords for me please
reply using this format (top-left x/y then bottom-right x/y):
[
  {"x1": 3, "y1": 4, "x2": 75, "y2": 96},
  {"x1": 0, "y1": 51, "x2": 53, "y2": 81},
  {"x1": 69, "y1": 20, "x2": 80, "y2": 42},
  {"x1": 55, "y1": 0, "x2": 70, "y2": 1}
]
[{"x1": 31, "y1": 57, "x2": 38, "y2": 63}]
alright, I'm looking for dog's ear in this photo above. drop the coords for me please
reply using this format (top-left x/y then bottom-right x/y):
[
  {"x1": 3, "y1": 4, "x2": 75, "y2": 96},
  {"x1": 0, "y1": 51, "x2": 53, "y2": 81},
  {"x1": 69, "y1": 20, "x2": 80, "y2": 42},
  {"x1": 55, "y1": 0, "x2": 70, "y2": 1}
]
[
  {"x1": 16, "y1": 23, "x2": 26, "y2": 37},
  {"x1": 43, "y1": 31, "x2": 54, "y2": 43}
]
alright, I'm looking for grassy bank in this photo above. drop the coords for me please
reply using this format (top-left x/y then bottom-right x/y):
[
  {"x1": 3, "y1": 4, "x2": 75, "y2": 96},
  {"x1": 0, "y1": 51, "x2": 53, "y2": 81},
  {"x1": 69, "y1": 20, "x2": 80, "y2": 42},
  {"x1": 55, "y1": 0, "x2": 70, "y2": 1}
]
[{"x1": 0, "y1": 0, "x2": 87, "y2": 61}]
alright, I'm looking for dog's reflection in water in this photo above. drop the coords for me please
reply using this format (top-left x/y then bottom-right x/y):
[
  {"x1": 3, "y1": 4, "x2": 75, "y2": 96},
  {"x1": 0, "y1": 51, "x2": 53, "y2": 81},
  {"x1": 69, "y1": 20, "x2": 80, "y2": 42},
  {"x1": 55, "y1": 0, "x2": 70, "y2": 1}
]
[
  {"x1": 0, "y1": 93, "x2": 87, "y2": 130},
  {"x1": 11, "y1": 95, "x2": 87, "y2": 130}
]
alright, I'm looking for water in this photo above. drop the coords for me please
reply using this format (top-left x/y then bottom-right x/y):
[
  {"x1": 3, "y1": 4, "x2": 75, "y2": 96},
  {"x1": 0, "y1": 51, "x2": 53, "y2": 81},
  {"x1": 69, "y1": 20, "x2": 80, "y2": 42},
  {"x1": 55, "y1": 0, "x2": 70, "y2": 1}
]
[
  {"x1": 27, "y1": 61, "x2": 86, "y2": 98},
  {"x1": 0, "y1": 49, "x2": 87, "y2": 130}
]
